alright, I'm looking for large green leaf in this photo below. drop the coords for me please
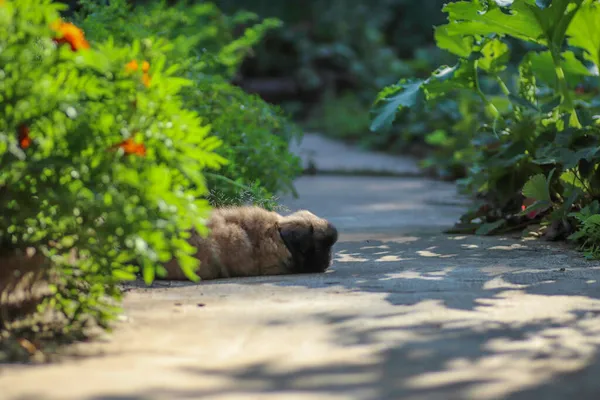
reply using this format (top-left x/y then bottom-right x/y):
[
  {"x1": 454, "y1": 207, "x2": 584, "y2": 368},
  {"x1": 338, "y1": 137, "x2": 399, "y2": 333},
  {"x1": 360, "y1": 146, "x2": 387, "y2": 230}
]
[
  {"x1": 434, "y1": 24, "x2": 474, "y2": 58},
  {"x1": 566, "y1": 0, "x2": 600, "y2": 69},
  {"x1": 522, "y1": 173, "x2": 551, "y2": 202},
  {"x1": 369, "y1": 79, "x2": 424, "y2": 132},
  {"x1": 370, "y1": 61, "x2": 475, "y2": 131},
  {"x1": 529, "y1": 50, "x2": 592, "y2": 88},
  {"x1": 443, "y1": 0, "x2": 583, "y2": 49},
  {"x1": 442, "y1": 1, "x2": 546, "y2": 45}
]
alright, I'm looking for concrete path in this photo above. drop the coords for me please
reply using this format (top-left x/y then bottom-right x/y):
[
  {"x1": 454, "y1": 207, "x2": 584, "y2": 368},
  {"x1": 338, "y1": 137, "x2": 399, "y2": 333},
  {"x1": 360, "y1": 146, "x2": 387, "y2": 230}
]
[
  {"x1": 289, "y1": 133, "x2": 422, "y2": 176},
  {"x1": 2, "y1": 135, "x2": 600, "y2": 400}
]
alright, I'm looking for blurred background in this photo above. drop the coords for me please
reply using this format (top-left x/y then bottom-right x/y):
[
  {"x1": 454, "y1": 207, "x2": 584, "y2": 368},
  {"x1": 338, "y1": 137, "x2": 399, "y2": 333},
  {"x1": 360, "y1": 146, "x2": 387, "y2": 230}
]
[{"x1": 60, "y1": 0, "x2": 452, "y2": 157}]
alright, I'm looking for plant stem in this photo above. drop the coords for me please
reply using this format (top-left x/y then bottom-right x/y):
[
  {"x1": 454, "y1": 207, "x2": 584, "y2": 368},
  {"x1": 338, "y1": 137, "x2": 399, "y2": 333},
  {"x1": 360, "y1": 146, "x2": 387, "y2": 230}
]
[
  {"x1": 551, "y1": 50, "x2": 581, "y2": 128},
  {"x1": 495, "y1": 75, "x2": 510, "y2": 97},
  {"x1": 474, "y1": 61, "x2": 502, "y2": 121}
]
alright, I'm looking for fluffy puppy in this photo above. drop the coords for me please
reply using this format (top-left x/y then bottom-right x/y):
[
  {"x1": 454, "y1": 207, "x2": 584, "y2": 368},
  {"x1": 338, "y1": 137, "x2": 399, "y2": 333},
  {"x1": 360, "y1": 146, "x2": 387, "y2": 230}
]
[{"x1": 161, "y1": 206, "x2": 338, "y2": 281}]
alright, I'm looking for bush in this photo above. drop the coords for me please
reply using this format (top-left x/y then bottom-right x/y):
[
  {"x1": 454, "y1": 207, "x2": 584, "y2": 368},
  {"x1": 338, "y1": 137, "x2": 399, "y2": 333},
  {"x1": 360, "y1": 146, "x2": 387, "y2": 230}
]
[
  {"x1": 371, "y1": 0, "x2": 600, "y2": 256},
  {"x1": 0, "y1": 0, "x2": 227, "y2": 358},
  {"x1": 74, "y1": 0, "x2": 303, "y2": 209}
]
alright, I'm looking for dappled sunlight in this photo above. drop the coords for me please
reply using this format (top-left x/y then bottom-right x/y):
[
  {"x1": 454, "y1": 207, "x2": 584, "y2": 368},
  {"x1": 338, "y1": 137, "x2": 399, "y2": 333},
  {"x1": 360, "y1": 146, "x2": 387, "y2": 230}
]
[
  {"x1": 488, "y1": 244, "x2": 529, "y2": 251},
  {"x1": 49, "y1": 233, "x2": 599, "y2": 400},
  {"x1": 380, "y1": 267, "x2": 455, "y2": 282},
  {"x1": 334, "y1": 251, "x2": 369, "y2": 263},
  {"x1": 482, "y1": 276, "x2": 529, "y2": 290},
  {"x1": 360, "y1": 244, "x2": 390, "y2": 250},
  {"x1": 375, "y1": 255, "x2": 414, "y2": 262},
  {"x1": 124, "y1": 289, "x2": 600, "y2": 400},
  {"x1": 449, "y1": 236, "x2": 468, "y2": 240},
  {"x1": 416, "y1": 250, "x2": 457, "y2": 258}
]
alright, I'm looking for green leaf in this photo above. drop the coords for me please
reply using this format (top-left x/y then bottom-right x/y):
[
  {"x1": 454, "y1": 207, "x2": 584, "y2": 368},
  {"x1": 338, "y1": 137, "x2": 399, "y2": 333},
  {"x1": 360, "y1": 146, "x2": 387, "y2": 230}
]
[
  {"x1": 142, "y1": 261, "x2": 155, "y2": 285},
  {"x1": 442, "y1": 1, "x2": 546, "y2": 45},
  {"x1": 475, "y1": 219, "x2": 506, "y2": 235},
  {"x1": 522, "y1": 173, "x2": 551, "y2": 202},
  {"x1": 370, "y1": 80, "x2": 424, "y2": 132},
  {"x1": 508, "y1": 94, "x2": 539, "y2": 111},
  {"x1": 425, "y1": 130, "x2": 450, "y2": 146},
  {"x1": 478, "y1": 38, "x2": 510, "y2": 74},
  {"x1": 112, "y1": 269, "x2": 137, "y2": 281},
  {"x1": 529, "y1": 50, "x2": 592, "y2": 88},
  {"x1": 566, "y1": 1, "x2": 600, "y2": 69},
  {"x1": 560, "y1": 170, "x2": 586, "y2": 190},
  {"x1": 370, "y1": 61, "x2": 475, "y2": 131},
  {"x1": 434, "y1": 24, "x2": 474, "y2": 58},
  {"x1": 540, "y1": 96, "x2": 562, "y2": 113},
  {"x1": 175, "y1": 252, "x2": 201, "y2": 282}
]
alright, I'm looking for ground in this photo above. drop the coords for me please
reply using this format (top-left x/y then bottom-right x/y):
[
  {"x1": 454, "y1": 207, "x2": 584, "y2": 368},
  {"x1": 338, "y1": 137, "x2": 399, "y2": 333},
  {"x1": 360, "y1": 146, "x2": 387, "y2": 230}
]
[{"x1": 2, "y1": 134, "x2": 600, "y2": 400}]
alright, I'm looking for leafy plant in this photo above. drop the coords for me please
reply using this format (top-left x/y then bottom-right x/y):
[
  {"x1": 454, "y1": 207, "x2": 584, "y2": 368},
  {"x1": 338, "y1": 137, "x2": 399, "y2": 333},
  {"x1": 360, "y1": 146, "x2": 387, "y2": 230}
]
[
  {"x1": 0, "y1": 0, "x2": 229, "y2": 357},
  {"x1": 371, "y1": 0, "x2": 600, "y2": 253},
  {"x1": 74, "y1": 0, "x2": 302, "y2": 208},
  {"x1": 568, "y1": 201, "x2": 600, "y2": 258}
]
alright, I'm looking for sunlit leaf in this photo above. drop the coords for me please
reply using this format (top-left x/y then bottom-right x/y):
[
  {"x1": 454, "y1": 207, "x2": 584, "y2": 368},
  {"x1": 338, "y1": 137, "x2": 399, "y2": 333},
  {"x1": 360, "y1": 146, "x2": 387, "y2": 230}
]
[
  {"x1": 522, "y1": 173, "x2": 551, "y2": 202},
  {"x1": 566, "y1": 1, "x2": 600, "y2": 69}
]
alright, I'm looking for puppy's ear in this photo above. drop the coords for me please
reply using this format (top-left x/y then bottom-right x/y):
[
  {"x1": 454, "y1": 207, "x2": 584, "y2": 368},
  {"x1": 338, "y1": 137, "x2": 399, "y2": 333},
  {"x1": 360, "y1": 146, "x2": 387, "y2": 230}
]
[
  {"x1": 323, "y1": 222, "x2": 338, "y2": 247},
  {"x1": 279, "y1": 221, "x2": 314, "y2": 254}
]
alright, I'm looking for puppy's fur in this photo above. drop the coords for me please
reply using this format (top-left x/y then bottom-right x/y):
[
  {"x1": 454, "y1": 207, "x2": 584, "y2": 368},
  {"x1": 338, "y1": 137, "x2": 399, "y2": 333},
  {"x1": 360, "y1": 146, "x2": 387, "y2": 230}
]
[{"x1": 161, "y1": 206, "x2": 338, "y2": 280}]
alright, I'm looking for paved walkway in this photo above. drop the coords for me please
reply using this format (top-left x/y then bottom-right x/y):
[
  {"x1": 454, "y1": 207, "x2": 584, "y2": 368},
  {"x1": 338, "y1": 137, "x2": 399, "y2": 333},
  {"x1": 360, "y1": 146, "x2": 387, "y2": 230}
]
[{"x1": 2, "y1": 134, "x2": 600, "y2": 400}]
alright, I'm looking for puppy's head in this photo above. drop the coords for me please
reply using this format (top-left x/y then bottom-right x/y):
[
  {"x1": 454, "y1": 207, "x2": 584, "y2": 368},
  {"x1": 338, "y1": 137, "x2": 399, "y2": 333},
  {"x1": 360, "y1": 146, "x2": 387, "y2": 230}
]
[{"x1": 278, "y1": 210, "x2": 338, "y2": 274}]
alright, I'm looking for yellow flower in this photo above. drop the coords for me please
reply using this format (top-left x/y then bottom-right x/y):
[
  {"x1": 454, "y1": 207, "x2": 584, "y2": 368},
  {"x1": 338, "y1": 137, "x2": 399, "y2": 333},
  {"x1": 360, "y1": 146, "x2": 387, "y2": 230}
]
[{"x1": 141, "y1": 60, "x2": 150, "y2": 73}]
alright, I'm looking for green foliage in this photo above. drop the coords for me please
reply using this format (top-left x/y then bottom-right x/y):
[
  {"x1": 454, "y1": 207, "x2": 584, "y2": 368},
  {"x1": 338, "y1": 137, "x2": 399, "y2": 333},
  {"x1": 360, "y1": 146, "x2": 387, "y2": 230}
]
[
  {"x1": 0, "y1": 0, "x2": 227, "y2": 339},
  {"x1": 568, "y1": 201, "x2": 600, "y2": 258},
  {"x1": 74, "y1": 0, "x2": 302, "y2": 208},
  {"x1": 304, "y1": 90, "x2": 373, "y2": 141},
  {"x1": 371, "y1": 0, "x2": 600, "y2": 254},
  {"x1": 209, "y1": 0, "x2": 448, "y2": 126}
]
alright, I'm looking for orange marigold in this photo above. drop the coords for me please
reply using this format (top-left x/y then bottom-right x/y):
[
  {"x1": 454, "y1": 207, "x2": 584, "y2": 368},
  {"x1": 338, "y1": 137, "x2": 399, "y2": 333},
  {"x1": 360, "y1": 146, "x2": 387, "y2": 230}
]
[
  {"x1": 142, "y1": 72, "x2": 151, "y2": 88},
  {"x1": 18, "y1": 124, "x2": 31, "y2": 149},
  {"x1": 115, "y1": 138, "x2": 146, "y2": 157},
  {"x1": 141, "y1": 61, "x2": 150, "y2": 73},
  {"x1": 125, "y1": 59, "x2": 139, "y2": 73},
  {"x1": 51, "y1": 20, "x2": 90, "y2": 52}
]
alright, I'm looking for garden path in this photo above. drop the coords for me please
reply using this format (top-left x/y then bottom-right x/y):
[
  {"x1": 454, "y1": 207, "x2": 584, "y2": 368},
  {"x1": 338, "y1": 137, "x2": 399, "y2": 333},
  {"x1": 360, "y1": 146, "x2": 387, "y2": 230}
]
[{"x1": 2, "y1": 133, "x2": 600, "y2": 400}]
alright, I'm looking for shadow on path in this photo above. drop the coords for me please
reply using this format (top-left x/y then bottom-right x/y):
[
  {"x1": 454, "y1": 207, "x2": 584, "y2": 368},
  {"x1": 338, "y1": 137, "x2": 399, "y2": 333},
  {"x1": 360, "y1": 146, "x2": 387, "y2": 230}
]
[{"x1": 95, "y1": 233, "x2": 600, "y2": 400}]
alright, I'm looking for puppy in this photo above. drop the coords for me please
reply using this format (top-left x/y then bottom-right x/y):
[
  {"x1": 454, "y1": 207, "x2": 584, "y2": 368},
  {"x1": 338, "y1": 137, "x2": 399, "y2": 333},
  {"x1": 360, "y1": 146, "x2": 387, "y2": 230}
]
[{"x1": 161, "y1": 206, "x2": 338, "y2": 280}]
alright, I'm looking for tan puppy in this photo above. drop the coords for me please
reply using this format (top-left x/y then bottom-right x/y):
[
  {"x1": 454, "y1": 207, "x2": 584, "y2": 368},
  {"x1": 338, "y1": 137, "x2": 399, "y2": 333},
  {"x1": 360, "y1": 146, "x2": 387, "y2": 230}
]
[{"x1": 161, "y1": 206, "x2": 338, "y2": 281}]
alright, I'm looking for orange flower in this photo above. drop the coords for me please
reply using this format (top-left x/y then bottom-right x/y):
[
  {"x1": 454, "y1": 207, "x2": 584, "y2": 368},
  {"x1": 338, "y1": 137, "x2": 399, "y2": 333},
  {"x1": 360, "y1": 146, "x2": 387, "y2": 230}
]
[
  {"x1": 141, "y1": 61, "x2": 150, "y2": 73},
  {"x1": 125, "y1": 59, "x2": 139, "y2": 73},
  {"x1": 51, "y1": 20, "x2": 90, "y2": 52},
  {"x1": 114, "y1": 138, "x2": 146, "y2": 156},
  {"x1": 142, "y1": 72, "x2": 151, "y2": 88},
  {"x1": 18, "y1": 124, "x2": 31, "y2": 149}
]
